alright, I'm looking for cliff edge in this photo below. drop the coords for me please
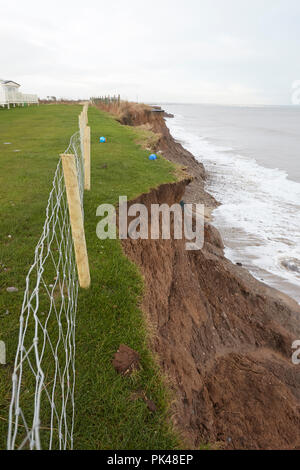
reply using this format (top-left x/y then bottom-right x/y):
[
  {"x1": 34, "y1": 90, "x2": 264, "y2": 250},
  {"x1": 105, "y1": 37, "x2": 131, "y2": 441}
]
[{"x1": 99, "y1": 102, "x2": 300, "y2": 449}]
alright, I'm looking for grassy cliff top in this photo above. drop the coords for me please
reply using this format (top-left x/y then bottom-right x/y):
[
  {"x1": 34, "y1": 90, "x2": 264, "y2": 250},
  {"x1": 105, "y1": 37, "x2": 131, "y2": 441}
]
[{"x1": 0, "y1": 104, "x2": 179, "y2": 449}]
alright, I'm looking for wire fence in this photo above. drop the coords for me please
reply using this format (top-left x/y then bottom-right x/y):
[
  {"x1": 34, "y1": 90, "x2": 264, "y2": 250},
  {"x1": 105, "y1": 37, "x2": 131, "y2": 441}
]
[{"x1": 7, "y1": 125, "x2": 85, "y2": 450}]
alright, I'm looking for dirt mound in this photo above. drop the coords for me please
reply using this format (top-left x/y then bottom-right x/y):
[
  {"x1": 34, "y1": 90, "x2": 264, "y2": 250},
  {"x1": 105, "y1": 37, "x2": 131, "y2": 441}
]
[{"x1": 113, "y1": 344, "x2": 141, "y2": 376}]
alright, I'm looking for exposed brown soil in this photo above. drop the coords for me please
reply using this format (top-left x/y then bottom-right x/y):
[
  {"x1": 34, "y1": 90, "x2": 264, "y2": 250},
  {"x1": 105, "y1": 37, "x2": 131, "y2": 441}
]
[
  {"x1": 99, "y1": 102, "x2": 300, "y2": 449},
  {"x1": 112, "y1": 344, "x2": 141, "y2": 376}
]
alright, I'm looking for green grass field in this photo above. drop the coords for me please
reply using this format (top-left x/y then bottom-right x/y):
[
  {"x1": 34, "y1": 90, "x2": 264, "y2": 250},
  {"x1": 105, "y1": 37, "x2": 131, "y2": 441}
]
[{"x1": 0, "y1": 104, "x2": 179, "y2": 449}]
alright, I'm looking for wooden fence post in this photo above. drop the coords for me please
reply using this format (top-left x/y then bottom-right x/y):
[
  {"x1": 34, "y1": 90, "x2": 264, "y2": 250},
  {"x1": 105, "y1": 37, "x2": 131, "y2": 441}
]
[
  {"x1": 83, "y1": 103, "x2": 88, "y2": 125},
  {"x1": 78, "y1": 113, "x2": 82, "y2": 134},
  {"x1": 0, "y1": 341, "x2": 6, "y2": 365},
  {"x1": 79, "y1": 111, "x2": 86, "y2": 130},
  {"x1": 84, "y1": 126, "x2": 91, "y2": 190},
  {"x1": 60, "y1": 153, "x2": 91, "y2": 289}
]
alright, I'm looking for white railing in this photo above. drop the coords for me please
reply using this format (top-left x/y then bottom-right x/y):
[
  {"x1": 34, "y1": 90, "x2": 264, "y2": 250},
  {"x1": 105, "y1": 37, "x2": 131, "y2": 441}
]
[{"x1": 0, "y1": 91, "x2": 38, "y2": 106}]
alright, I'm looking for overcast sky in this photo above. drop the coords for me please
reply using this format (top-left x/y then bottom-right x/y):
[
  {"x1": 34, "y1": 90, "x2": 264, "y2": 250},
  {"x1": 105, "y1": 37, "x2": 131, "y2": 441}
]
[{"x1": 1, "y1": 0, "x2": 300, "y2": 104}]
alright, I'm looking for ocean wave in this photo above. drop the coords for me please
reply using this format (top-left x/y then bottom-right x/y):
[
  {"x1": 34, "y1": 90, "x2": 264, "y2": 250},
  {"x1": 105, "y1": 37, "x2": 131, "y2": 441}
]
[{"x1": 166, "y1": 115, "x2": 300, "y2": 302}]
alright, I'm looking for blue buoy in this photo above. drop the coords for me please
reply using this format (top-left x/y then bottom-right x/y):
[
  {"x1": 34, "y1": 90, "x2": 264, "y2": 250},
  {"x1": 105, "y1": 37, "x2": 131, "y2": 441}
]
[
  {"x1": 99, "y1": 136, "x2": 106, "y2": 143},
  {"x1": 149, "y1": 153, "x2": 157, "y2": 160}
]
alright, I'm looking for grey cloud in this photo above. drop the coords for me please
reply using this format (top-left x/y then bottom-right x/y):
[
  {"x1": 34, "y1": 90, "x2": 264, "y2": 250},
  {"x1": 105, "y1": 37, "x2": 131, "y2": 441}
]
[{"x1": 1, "y1": 0, "x2": 300, "y2": 103}]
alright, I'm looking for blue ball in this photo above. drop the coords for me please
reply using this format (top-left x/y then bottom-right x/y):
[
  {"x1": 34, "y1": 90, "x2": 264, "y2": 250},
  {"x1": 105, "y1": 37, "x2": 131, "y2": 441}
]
[
  {"x1": 99, "y1": 136, "x2": 106, "y2": 143},
  {"x1": 149, "y1": 153, "x2": 157, "y2": 160}
]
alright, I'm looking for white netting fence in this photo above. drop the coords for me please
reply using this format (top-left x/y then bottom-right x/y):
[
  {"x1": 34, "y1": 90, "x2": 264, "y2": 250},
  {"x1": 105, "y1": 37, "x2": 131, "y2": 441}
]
[{"x1": 7, "y1": 129, "x2": 84, "y2": 450}]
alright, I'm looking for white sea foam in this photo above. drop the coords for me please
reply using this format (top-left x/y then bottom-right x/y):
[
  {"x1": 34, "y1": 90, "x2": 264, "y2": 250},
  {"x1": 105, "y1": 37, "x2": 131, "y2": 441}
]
[{"x1": 166, "y1": 113, "x2": 300, "y2": 303}]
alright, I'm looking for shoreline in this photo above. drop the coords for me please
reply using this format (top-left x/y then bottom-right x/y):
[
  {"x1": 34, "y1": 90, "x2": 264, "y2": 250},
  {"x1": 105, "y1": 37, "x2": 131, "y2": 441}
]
[
  {"x1": 157, "y1": 107, "x2": 300, "y2": 311},
  {"x1": 112, "y1": 102, "x2": 300, "y2": 449},
  {"x1": 163, "y1": 109, "x2": 300, "y2": 304}
]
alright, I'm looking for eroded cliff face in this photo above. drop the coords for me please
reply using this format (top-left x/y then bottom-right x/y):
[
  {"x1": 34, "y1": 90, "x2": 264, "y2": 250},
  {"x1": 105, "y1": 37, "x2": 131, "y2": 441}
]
[
  {"x1": 103, "y1": 102, "x2": 300, "y2": 449},
  {"x1": 122, "y1": 181, "x2": 300, "y2": 450}
]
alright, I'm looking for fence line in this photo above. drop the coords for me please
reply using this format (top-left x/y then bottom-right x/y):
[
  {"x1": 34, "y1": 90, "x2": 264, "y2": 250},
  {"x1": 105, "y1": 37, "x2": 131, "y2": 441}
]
[
  {"x1": 7, "y1": 105, "x2": 90, "y2": 450},
  {"x1": 90, "y1": 94, "x2": 120, "y2": 105}
]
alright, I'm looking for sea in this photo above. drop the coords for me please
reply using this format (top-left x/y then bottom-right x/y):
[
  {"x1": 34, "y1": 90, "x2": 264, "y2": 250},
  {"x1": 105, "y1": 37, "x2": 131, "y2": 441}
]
[{"x1": 163, "y1": 104, "x2": 300, "y2": 303}]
